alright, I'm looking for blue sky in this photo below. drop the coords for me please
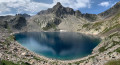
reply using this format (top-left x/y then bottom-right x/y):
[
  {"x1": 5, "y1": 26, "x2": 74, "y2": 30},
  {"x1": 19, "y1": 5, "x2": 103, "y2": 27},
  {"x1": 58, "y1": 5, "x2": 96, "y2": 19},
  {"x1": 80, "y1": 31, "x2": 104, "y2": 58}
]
[{"x1": 0, "y1": 0, "x2": 120, "y2": 16}]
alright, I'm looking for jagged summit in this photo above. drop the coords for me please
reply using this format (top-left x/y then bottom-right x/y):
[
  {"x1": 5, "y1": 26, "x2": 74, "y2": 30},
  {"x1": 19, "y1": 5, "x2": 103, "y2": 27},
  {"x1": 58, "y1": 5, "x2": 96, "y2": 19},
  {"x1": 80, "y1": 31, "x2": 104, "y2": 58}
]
[
  {"x1": 16, "y1": 13, "x2": 30, "y2": 18},
  {"x1": 53, "y1": 2, "x2": 63, "y2": 9},
  {"x1": 37, "y1": 2, "x2": 75, "y2": 17},
  {"x1": 37, "y1": 2, "x2": 97, "y2": 21},
  {"x1": 56, "y1": 2, "x2": 62, "y2": 5}
]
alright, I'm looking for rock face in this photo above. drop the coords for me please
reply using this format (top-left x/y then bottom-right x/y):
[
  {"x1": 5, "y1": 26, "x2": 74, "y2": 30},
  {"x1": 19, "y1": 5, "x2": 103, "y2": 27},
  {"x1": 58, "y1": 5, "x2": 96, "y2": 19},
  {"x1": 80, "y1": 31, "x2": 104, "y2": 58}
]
[
  {"x1": 12, "y1": 15, "x2": 27, "y2": 30},
  {"x1": 31, "y1": 2, "x2": 99, "y2": 31},
  {"x1": 38, "y1": 2, "x2": 75, "y2": 17},
  {"x1": 0, "y1": 15, "x2": 27, "y2": 31},
  {"x1": 0, "y1": 2, "x2": 100, "y2": 32},
  {"x1": 82, "y1": 13, "x2": 98, "y2": 22},
  {"x1": 1, "y1": 2, "x2": 120, "y2": 32},
  {"x1": 0, "y1": 16, "x2": 14, "y2": 29},
  {"x1": 75, "y1": 10, "x2": 82, "y2": 17},
  {"x1": 16, "y1": 14, "x2": 31, "y2": 19},
  {"x1": 52, "y1": 2, "x2": 75, "y2": 17},
  {"x1": 37, "y1": 2, "x2": 97, "y2": 19}
]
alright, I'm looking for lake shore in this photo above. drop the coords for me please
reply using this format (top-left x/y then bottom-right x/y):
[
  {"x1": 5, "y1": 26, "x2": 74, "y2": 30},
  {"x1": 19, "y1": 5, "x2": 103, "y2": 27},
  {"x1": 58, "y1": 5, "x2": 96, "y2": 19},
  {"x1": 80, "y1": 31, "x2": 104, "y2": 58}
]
[
  {"x1": 10, "y1": 31, "x2": 103, "y2": 64},
  {"x1": 1, "y1": 30, "x2": 120, "y2": 65}
]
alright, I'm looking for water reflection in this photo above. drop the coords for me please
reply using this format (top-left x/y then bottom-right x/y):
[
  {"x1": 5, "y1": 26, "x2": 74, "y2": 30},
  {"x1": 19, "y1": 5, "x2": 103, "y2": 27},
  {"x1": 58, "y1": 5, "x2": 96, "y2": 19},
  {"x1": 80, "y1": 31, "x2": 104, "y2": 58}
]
[{"x1": 15, "y1": 32, "x2": 101, "y2": 60}]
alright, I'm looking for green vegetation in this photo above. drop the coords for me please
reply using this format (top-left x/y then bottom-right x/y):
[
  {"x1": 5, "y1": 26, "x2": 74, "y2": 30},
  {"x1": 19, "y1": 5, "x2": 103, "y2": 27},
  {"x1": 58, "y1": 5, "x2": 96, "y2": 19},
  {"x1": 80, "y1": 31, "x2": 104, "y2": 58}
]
[
  {"x1": 2, "y1": 35, "x2": 15, "y2": 46},
  {"x1": 7, "y1": 26, "x2": 12, "y2": 33},
  {"x1": 109, "y1": 32, "x2": 120, "y2": 38},
  {"x1": 0, "y1": 60, "x2": 19, "y2": 65},
  {"x1": 101, "y1": 12, "x2": 120, "y2": 34},
  {"x1": 73, "y1": 54, "x2": 98, "y2": 65},
  {"x1": 98, "y1": 41, "x2": 120, "y2": 52},
  {"x1": 43, "y1": 22, "x2": 56, "y2": 30},
  {"x1": 114, "y1": 47, "x2": 120, "y2": 53},
  {"x1": 0, "y1": 60, "x2": 31, "y2": 65},
  {"x1": 74, "y1": 60, "x2": 86, "y2": 65},
  {"x1": 98, "y1": 41, "x2": 120, "y2": 53},
  {"x1": 68, "y1": 63, "x2": 72, "y2": 65},
  {"x1": 111, "y1": 12, "x2": 120, "y2": 22},
  {"x1": 99, "y1": 32, "x2": 120, "y2": 53},
  {"x1": 21, "y1": 62, "x2": 31, "y2": 65},
  {"x1": 33, "y1": 56, "x2": 44, "y2": 61},
  {"x1": 82, "y1": 23, "x2": 90, "y2": 28},
  {"x1": 51, "y1": 61, "x2": 59, "y2": 65},
  {"x1": 92, "y1": 21, "x2": 103, "y2": 28},
  {"x1": 7, "y1": 35, "x2": 15, "y2": 41},
  {"x1": 105, "y1": 59, "x2": 120, "y2": 65},
  {"x1": 33, "y1": 56, "x2": 40, "y2": 60},
  {"x1": 88, "y1": 54, "x2": 98, "y2": 59},
  {"x1": 102, "y1": 24, "x2": 120, "y2": 34},
  {"x1": 98, "y1": 46, "x2": 106, "y2": 52}
]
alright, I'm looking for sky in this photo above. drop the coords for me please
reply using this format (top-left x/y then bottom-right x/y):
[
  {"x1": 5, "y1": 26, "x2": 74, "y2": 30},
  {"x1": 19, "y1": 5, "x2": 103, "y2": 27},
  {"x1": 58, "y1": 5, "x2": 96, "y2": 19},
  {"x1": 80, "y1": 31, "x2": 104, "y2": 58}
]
[{"x1": 0, "y1": 0, "x2": 120, "y2": 16}]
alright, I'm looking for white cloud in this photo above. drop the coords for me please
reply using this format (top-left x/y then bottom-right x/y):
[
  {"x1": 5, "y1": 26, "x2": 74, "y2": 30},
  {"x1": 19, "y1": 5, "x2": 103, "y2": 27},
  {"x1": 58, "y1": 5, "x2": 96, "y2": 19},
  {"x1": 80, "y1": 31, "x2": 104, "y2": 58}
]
[
  {"x1": 98, "y1": 1, "x2": 110, "y2": 7},
  {"x1": 0, "y1": 3, "x2": 11, "y2": 14},
  {"x1": 53, "y1": 0, "x2": 91, "y2": 9},
  {"x1": 0, "y1": 0, "x2": 91, "y2": 15}
]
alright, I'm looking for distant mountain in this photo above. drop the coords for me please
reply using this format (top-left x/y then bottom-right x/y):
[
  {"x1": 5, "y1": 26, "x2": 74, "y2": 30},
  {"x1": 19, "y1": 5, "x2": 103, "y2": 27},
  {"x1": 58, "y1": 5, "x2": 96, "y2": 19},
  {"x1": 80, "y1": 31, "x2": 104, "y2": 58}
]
[
  {"x1": 38, "y1": 2, "x2": 75, "y2": 17},
  {"x1": 0, "y1": 14, "x2": 27, "y2": 31},
  {"x1": 99, "y1": 2, "x2": 120, "y2": 18},
  {"x1": 26, "y1": 2, "x2": 100, "y2": 32},
  {"x1": 38, "y1": 2, "x2": 98, "y2": 21},
  {"x1": 16, "y1": 13, "x2": 31, "y2": 19}
]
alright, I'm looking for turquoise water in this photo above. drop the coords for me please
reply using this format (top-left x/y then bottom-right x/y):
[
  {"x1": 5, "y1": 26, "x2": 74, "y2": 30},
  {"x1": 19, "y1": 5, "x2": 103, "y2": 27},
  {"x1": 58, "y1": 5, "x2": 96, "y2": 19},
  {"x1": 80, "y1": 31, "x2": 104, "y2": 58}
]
[{"x1": 15, "y1": 32, "x2": 101, "y2": 60}]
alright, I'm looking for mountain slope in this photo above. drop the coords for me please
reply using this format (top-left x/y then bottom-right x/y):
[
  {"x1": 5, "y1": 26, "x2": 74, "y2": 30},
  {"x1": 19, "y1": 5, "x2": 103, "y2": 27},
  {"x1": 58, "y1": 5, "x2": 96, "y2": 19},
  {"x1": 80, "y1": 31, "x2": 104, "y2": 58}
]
[
  {"x1": 99, "y1": 2, "x2": 120, "y2": 19},
  {"x1": 77, "y1": 2, "x2": 120, "y2": 36},
  {"x1": 27, "y1": 2, "x2": 99, "y2": 32},
  {"x1": 0, "y1": 15, "x2": 27, "y2": 31}
]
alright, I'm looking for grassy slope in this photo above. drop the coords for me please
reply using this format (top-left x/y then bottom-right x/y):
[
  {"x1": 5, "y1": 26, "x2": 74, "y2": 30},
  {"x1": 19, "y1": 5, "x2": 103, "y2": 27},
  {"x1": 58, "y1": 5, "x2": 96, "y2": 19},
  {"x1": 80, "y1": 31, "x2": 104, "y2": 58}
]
[
  {"x1": 0, "y1": 60, "x2": 19, "y2": 65},
  {"x1": 0, "y1": 60, "x2": 31, "y2": 65},
  {"x1": 81, "y1": 12, "x2": 120, "y2": 36},
  {"x1": 105, "y1": 59, "x2": 120, "y2": 65}
]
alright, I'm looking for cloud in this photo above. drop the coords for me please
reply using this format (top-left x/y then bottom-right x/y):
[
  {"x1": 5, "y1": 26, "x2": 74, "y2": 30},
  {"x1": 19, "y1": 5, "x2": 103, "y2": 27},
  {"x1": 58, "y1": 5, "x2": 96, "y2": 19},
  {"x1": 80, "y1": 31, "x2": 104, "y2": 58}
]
[
  {"x1": 0, "y1": 4, "x2": 11, "y2": 14},
  {"x1": 98, "y1": 1, "x2": 110, "y2": 7},
  {"x1": 0, "y1": 0, "x2": 91, "y2": 15},
  {"x1": 53, "y1": 0, "x2": 91, "y2": 9}
]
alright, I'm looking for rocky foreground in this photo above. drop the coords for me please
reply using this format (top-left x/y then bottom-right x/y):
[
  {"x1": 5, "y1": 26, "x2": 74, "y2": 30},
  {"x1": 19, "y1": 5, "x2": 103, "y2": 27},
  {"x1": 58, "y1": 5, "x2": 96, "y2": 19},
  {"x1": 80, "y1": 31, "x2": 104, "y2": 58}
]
[{"x1": 0, "y1": 29, "x2": 120, "y2": 65}]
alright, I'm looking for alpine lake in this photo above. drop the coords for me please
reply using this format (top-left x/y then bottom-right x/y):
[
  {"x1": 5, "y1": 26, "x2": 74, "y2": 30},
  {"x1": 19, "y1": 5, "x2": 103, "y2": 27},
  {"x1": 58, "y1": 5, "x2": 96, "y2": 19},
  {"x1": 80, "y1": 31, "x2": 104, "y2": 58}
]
[{"x1": 14, "y1": 32, "x2": 101, "y2": 60}]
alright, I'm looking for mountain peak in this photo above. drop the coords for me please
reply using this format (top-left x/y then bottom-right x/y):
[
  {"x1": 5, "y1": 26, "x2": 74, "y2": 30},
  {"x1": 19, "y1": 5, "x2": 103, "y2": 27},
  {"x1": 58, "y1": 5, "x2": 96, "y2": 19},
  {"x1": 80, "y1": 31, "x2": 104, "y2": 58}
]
[
  {"x1": 53, "y1": 2, "x2": 63, "y2": 10},
  {"x1": 37, "y1": 2, "x2": 75, "y2": 17},
  {"x1": 56, "y1": 2, "x2": 62, "y2": 6}
]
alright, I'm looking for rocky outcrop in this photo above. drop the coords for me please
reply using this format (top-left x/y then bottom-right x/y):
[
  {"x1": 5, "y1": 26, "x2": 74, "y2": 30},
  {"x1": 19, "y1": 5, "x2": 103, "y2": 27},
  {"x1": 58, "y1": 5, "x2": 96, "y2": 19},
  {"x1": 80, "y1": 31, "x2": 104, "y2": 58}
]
[
  {"x1": 16, "y1": 14, "x2": 31, "y2": 19},
  {"x1": 82, "y1": 13, "x2": 98, "y2": 22},
  {"x1": 75, "y1": 10, "x2": 82, "y2": 17},
  {"x1": 37, "y1": 2, "x2": 97, "y2": 20},
  {"x1": 0, "y1": 15, "x2": 27, "y2": 30},
  {"x1": 0, "y1": 16, "x2": 14, "y2": 29},
  {"x1": 12, "y1": 15, "x2": 27, "y2": 30}
]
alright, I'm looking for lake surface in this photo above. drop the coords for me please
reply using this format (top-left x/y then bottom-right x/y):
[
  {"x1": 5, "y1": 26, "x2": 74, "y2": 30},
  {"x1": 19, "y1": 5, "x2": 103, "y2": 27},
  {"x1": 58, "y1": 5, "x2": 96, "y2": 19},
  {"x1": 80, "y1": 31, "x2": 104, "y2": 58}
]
[{"x1": 15, "y1": 32, "x2": 101, "y2": 60}]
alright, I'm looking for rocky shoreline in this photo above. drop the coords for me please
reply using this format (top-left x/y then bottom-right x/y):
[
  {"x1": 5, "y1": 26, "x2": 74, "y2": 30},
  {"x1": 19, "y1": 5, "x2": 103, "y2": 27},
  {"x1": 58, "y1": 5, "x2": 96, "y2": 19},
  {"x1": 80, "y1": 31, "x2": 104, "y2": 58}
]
[{"x1": 0, "y1": 30, "x2": 110, "y2": 64}]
